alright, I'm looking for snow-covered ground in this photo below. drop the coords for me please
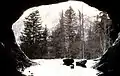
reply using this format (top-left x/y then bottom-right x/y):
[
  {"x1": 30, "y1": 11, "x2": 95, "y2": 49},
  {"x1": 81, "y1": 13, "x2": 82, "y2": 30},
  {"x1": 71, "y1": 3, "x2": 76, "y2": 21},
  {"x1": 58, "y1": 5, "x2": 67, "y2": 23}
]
[{"x1": 22, "y1": 59, "x2": 99, "y2": 76}]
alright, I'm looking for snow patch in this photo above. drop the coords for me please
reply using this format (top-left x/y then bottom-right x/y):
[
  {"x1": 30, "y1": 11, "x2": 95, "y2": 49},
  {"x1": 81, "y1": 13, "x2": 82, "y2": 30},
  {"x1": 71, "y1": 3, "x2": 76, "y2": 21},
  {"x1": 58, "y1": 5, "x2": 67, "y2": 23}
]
[{"x1": 22, "y1": 59, "x2": 99, "y2": 76}]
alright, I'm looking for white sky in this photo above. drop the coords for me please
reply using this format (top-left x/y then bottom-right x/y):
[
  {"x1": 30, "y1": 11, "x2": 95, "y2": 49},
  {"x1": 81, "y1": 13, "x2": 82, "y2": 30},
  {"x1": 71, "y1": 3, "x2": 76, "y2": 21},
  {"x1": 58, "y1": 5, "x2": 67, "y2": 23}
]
[
  {"x1": 14, "y1": 1, "x2": 100, "y2": 29},
  {"x1": 12, "y1": 1, "x2": 101, "y2": 44}
]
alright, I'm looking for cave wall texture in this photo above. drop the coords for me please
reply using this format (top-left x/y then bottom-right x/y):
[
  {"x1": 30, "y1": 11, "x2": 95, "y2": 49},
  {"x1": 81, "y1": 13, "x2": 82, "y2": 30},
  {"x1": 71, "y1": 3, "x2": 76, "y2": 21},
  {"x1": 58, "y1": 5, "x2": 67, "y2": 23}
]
[{"x1": 0, "y1": 0, "x2": 120, "y2": 76}]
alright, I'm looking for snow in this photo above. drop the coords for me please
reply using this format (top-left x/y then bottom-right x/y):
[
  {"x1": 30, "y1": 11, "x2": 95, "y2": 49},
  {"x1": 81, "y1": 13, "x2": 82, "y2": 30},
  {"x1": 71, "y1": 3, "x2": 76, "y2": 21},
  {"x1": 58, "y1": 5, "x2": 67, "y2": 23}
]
[
  {"x1": 22, "y1": 59, "x2": 99, "y2": 76},
  {"x1": 112, "y1": 32, "x2": 120, "y2": 46}
]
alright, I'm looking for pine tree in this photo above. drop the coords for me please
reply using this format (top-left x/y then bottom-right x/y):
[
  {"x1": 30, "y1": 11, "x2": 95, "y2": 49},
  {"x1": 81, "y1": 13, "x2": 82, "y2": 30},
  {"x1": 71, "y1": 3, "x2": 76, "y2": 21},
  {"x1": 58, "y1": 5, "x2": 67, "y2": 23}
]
[
  {"x1": 20, "y1": 10, "x2": 44, "y2": 59},
  {"x1": 86, "y1": 12, "x2": 112, "y2": 59},
  {"x1": 50, "y1": 7, "x2": 79, "y2": 58},
  {"x1": 51, "y1": 11, "x2": 66, "y2": 58},
  {"x1": 41, "y1": 25, "x2": 48, "y2": 58},
  {"x1": 63, "y1": 6, "x2": 78, "y2": 58},
  {"x1": 51, "y1": 26, "x2": 65, "y2": 58},
  {"x1": 76, "y1": 10, "x2": 85, "y2": 59},
  {"x1": 86, "y1": 24, "x2": 102, "y2": 59},
  {"x1": 95, "y1": 12, "x2": 112, "y2": 53}
]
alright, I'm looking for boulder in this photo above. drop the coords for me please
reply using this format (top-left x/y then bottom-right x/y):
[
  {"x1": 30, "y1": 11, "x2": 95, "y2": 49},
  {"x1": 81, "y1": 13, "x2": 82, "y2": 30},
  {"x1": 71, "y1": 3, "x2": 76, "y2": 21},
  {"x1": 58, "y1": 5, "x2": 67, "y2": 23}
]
[
  {"x1": 76, "y1": 59, "x2": 87, "y2": 68},
  {"x1": 63, "y1": 58, "x2": 74, "y2": 66},
  {"x1": 70, "y1": 64, "x2": 74, "y2": 69}
]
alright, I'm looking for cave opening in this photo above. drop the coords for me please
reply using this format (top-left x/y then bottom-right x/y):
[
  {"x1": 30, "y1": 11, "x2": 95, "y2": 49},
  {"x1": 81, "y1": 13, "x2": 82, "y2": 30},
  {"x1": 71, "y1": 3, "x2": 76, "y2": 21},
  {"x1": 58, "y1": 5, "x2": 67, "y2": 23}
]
[
  {"x1": 1, "y1": 0, "x2": 120, "y2": 76},
  {"x1": 12, "y1": 1, "x2": 112, "y2": 60}
]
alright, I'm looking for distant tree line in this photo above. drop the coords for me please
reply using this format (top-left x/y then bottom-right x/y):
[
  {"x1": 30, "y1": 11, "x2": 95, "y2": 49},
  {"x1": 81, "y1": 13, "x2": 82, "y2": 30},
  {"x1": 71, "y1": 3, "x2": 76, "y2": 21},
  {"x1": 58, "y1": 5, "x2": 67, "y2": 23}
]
[{"x1": 20, "y1": 6, "x2": 112, "y2": 59}]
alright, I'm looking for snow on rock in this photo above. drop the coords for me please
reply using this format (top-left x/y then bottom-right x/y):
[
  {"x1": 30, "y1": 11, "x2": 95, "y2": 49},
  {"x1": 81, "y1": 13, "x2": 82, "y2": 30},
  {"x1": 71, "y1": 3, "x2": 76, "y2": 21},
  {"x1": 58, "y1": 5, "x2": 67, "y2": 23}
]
[
  {"x1": 22, "y1": 59, "x2": 99, "y2": 76},
  {"x1": 112, "y1": 32, "x2": 120, "y2": 46}
]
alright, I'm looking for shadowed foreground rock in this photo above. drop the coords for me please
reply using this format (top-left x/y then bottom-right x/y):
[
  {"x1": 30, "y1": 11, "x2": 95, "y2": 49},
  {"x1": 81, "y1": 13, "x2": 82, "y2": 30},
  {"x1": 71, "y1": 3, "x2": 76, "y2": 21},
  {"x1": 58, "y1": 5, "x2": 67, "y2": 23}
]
[
  {"x1": 94, "y1": 32, "x2": 120, "y2": 76},
  {"x1": 0, "y1": 42, "x2": 25, "y2": 76},
  {"x1": 0, "y1": 31, "x2": 37, "y2": 76}
]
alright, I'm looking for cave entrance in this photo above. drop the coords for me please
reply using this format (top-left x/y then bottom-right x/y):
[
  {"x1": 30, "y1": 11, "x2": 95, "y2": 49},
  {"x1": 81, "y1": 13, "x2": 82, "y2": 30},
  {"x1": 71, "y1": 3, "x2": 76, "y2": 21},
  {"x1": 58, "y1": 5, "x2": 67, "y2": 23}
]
[{"x1": 12, "y1": 1, "x2": 112, "y2": 59}]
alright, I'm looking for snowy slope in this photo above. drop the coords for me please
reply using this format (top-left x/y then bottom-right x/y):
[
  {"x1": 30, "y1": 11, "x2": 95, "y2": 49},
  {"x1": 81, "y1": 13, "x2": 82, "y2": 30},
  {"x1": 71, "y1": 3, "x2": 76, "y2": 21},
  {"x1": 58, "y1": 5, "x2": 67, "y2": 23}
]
[{"x1": 22, "y1": 59, "x2": 99, "y2": 76}]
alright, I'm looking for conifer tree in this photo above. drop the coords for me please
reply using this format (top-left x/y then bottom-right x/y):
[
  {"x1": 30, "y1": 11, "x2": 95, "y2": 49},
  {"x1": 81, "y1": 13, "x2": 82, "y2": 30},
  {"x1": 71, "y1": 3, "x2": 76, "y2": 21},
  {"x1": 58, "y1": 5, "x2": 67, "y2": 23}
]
[{"x1": 20, "y1": 10, "x2": 44, "y2": 59}]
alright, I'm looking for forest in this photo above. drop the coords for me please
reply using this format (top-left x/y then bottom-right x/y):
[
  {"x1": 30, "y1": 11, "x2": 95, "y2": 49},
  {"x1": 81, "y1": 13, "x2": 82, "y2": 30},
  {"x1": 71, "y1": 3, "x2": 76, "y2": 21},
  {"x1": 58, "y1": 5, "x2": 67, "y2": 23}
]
[{"x1": 20, "y1": 6, "x2": 112, "y2": 59}]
